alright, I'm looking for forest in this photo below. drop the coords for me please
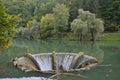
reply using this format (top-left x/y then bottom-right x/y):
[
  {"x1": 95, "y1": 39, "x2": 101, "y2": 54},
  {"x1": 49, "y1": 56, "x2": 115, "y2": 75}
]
[{"x1": 0, "y1": 0, "x2": 120, "y2": 47}]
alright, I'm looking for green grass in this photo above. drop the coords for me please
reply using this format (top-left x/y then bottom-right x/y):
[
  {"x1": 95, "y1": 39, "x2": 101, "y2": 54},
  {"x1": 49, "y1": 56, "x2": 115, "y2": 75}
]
[
  {"x1": 99, "y1": 33, "x2": 120, "y2": 41},
  {"x1": 49, "y1": 33, "x2": 120, "y2": 41}
]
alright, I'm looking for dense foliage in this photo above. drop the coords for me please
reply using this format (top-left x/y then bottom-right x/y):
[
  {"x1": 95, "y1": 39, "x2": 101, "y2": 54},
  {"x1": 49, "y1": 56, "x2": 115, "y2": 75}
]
[
  {"x1": 0, "y1": 0, "x2": 119, "y2": 42},
  {"x1": 40, "y1": 14, "x2": 56, "y2": 39},
  {"x1": 53, "y1": 3, "x2": 69, "y2": 34},
  {"x1": 71, "y1": 9, "x2": 104, "y2": 41},
  {"x1": 17, "y1": 19, "x2": 40, "y2": 39},
  {"x1": 0, "y1": 0, "x2": 20, "y2": 47},
  {"x1": 99, "y1": 0, "x2": 120, "y2": 32}
]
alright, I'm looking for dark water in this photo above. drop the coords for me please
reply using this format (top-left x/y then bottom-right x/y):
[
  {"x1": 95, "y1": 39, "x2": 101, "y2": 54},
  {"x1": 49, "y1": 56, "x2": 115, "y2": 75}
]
[{"x1": 0, "y1": 39, "x2": 120, "y2": 80}]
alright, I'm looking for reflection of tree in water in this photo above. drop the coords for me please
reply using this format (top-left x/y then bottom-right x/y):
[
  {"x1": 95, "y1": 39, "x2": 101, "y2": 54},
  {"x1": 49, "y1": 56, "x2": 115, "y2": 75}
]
[
  {"x1": 0, "y1": 66, "x2": 3, "y2": 75},
  {"x1": 78, "y1": 42, "x2": 104, "y2": 63},
  {"x1": 0, "y1": 66, "x2": 5, "y2": 76},
  {"x1": 13, "y1": 39, "x2": 104, "y2": 63}
]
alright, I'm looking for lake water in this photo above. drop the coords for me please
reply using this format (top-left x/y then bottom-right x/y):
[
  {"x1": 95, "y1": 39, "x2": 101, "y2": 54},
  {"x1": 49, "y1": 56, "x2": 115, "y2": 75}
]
[{"x1": 0, "y1": 39, "x2": 120, "y2": 80}]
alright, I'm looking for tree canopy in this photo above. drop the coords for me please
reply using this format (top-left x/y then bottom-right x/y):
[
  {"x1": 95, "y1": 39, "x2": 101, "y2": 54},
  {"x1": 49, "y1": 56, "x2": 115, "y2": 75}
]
[
  {"x1": 40, "y1": 14, "x2": 56, "y2": 39},
  {"x1": 0, "y1": 0, "x2": 20, "y2": 47},
  {"x1": 53, "y1": 3, "x2": 69, "y2": 34},
  {"x1": 71, "y1": 9, "x2": 104, "y2": 41},
  {"x1": 0, "y1": 0, "x2": 119, "y2": 42},
  {"x1": 2, "y1": 0, "x2": 119, "y2": 32}
]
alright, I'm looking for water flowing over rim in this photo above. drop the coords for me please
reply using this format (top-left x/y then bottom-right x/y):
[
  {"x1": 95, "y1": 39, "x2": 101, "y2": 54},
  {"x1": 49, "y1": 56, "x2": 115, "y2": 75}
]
[{"x1": 12, "y1": 52, "x2": 98, "y2": 73}]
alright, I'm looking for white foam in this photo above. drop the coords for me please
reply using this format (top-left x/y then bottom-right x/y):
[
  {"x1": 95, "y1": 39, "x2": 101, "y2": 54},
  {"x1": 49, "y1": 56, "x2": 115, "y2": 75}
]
[{"x1": 0, "y1": 77, "x2": 53, "y2": 80}]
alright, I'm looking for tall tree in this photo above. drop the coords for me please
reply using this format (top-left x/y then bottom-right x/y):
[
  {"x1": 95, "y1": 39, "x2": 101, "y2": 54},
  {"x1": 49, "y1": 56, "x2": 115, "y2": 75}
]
[
  {"x1": 0, "y1": 0, "x2": 20, "y2": 47},
  {"x1": 71, "y1": 9, "x2": 104, "y2": 41},
  {"x1": 34, "y1": 0, "x2": 56, "y2": 21},
  {"x1": 53, "y1": 3, "x2": 69, "y2": 35},
  {"x1": 40, "y1": 14, "x2": 56, "y2": 39},
  {"x1": 71, "y1": 19, "x2": 88, "y2": 41}
]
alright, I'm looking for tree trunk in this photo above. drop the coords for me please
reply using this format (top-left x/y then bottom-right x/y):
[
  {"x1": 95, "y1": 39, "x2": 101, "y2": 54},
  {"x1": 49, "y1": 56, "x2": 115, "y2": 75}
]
[
  {"x1": 91, "y1": 31, "x2": 95, "y2": 41},
  {"x1": 80, "y1": 33, "x2": 83, "y2": 41}
]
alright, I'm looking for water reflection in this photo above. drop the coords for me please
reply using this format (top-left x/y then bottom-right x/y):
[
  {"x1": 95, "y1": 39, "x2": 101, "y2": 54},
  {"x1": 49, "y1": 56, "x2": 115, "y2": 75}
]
[
  {"x1": 0, "y1": 39, "x2": 119, "y2": 79},
  {"x1": 0, "y1": 66, "x2": 5, "y2": 76},
  {"x1": 78, "y1": 41, "x2": 104, "y2": 63},
  {"x1": 13, "y1": 39, "x2": 104, "y2": 63}
]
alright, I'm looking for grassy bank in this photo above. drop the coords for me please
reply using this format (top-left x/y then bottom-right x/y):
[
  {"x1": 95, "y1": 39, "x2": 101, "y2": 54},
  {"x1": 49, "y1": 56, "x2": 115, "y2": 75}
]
[
  {"x1": 50, "y1": 33, "x2": 120, "y2": 41},
  {"x1": 16, "y1": 33, "x2": 120, "y2": 41},
  {"x1": 99, "y1": 33, "x2": 120, "y2": 41}
]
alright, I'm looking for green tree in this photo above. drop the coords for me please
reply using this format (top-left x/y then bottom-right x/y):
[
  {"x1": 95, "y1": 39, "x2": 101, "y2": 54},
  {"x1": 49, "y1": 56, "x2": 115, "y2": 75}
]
[
  {"x1": 26, "y1": 20, "x2": 33, "y2": 28},
  {"x1": 107, "y1": 0, "x2": 120, "y2": 31},
  {"x1": 84, "y1": 0, "x2": 100, "y2": 16},
  {"x1": 40, "y1": 14, "x2": 56, "y2": 39},
  {"x1": 17, "y1": 19, "x2": 40, "y2": 39},
  {"x1": 34, "y1": 0, "x2": 56, "y2": 21},
  {"x1": 99, "y1": 0, "x2": 119, "y2": 32},
  {"x1": 3, "y1": 0, "x2": 36, "y2": 27},
  {"x1": 71, "y1": 9, "x2": 104, "y2": 41},
  {"x1": 71, "y1": 19, "x2": 88, "y2": 41},
  {"x1": 53, "y1": 3, "x2": 69, "y2": 35},
  {"x1": 0, "y1": 0, "x2": 20, "y2": 47},
  {"x1": 30, "y1": 20, "x2": 40, "y2": 39}
]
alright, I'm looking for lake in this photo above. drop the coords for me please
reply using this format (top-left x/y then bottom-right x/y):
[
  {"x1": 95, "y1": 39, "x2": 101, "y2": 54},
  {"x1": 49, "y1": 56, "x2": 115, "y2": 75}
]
[{"x1": 0, "y1": 39, "x2": 120, "y2": 80}]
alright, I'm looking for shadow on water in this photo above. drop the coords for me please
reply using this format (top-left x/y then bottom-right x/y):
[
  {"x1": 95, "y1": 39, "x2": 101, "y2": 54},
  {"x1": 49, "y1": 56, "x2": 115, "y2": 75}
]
[{"x1": 0, "y1": 39, "x2": 120, "y2": 80}]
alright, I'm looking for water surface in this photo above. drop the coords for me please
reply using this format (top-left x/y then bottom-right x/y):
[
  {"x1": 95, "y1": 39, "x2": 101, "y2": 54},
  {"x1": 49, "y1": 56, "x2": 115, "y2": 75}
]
[{"x1": 0, "y1": 39, "x2": 120, "y2": 80}]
